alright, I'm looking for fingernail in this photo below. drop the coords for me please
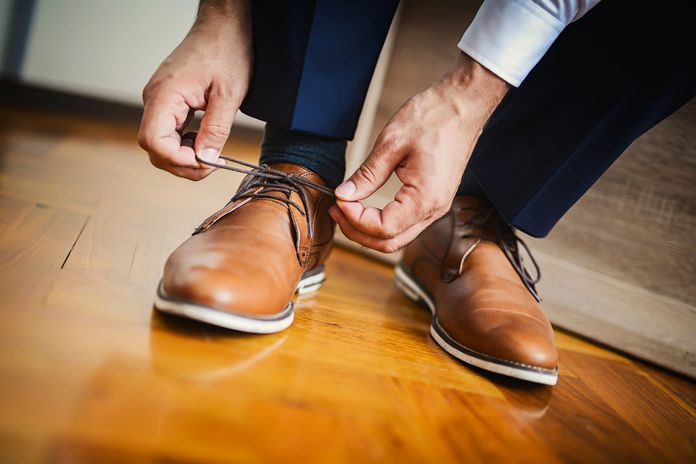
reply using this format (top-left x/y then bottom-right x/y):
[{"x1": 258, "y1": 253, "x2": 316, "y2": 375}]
[
  {"x1": 199, "y1": 148, "x2": 219, "y2": 162},
  {"x1": 335, "y1": 180, "x2": 356, "y2": 198}
]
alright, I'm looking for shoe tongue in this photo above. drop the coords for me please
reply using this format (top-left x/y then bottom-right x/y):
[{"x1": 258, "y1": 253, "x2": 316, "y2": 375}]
[
  {"x1": 265, "y1": 163, "x2": 327, "y2": 187},
  {"x1": 258, "y1": 163, "x2": 326, "y2": 266},
  {"x1": 440, "y1": 196, "x2": 495, "y2": 283}
]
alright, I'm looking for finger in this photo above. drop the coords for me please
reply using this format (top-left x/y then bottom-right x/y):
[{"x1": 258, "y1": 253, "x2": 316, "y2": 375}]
[
  {"x1": 195, "y1": 81, "x2": 237, "y2": 164},
  {"x1": 177, "y1": 108, "x2": 196, "y2": 134},
  {"x1": 335, "y1": 129, "x2": 404, "y2": 202},
  {"x1": 170, "y1": 166, "x2": 214, "y2": 181},
  {"x1": 149, "y1": 153, "x2": 214, "y2": 181},
  {"x1": 148, "y1": 136, "x2": 213, "y2": 180},
  {"x1": 329, "y1": 205, "x2": 429, "y2": 254},
  {"x1": 335, "y1": 183, "x2": 433, "y2": 239},
  {"x1": 138, "y1": 93, "x2": 201, "y2": 169}
]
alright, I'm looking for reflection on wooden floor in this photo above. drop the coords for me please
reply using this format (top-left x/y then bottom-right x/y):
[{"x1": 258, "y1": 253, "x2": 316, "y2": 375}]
[{"x1": 0, "y1": 106, "x2": 694, "y2": 463}]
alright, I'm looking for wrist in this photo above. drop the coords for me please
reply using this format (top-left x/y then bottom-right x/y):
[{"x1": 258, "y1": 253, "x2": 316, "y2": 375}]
[
  {"x1": 193, "y1": 0, "x2": 250, "y2": 32},
  {"x1": 196, "y1": 0, "x2": 236, "y2": 21},
  {"x1": 440, "y1": 52, "x2": 510, "y2": 120}
]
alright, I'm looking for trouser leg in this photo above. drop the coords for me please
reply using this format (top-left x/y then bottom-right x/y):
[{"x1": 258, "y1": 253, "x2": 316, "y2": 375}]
[
  {"x1": 461, "y1": 0, "x2": 696, "y2": 237},
  {"x1": 241, "y1": 0, "x2": 398, "y2": 187},
  {"x1": 241, "y1": 0, "x2": 399, "y2": 140}
]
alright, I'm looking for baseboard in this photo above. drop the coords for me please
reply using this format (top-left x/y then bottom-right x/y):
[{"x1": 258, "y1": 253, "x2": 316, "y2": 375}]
[{"x1": 534, "y1": 250, "x2": 695, "y2": 378}]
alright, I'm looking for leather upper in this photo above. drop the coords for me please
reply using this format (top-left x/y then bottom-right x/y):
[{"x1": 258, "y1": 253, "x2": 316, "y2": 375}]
[
  {"x1": 402, "y1": 196, "x2": 558, "y2": 370},
  {"x1": 162, "y1": 163, "x2": 335, "y2": 317}
]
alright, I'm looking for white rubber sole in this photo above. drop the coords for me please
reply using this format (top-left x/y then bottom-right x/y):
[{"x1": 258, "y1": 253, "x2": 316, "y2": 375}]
[
  {"x1": 154, "y1": 268, "x2": 326, "y2": 334},
  {"x1": 394, "y1": 264, "x2": 558, "y2": 386}
]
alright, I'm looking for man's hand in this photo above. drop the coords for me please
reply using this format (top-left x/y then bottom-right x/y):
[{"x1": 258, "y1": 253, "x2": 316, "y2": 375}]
[
  {"x1": 138, "y1": 0, "x2": 251, "y2": 180},
  {"x1": 330, "y1": 53, "x2": 510, "y2": 252}
]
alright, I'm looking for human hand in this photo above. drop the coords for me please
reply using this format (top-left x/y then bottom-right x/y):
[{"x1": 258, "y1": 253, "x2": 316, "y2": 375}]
[
  {"x1": 330, "y1": 53, "x2": 510, "y2": 252},
  {"x1": 138, "y1": 0, "x2": 252, "y2": 180}
]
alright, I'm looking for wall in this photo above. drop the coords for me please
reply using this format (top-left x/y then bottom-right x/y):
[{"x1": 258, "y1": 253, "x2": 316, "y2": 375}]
[{"x1": 5, "y1": 0, "x2": 262, "y2": 128}]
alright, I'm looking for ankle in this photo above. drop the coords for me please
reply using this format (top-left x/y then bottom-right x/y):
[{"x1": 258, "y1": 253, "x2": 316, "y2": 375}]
[{"x1": 259, "y1": 124, "x2": 346, "y2": 189}]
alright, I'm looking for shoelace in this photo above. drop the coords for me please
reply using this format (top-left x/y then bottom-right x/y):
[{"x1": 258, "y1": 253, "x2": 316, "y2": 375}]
[
  {"x1": 185, "y1": 134, "x2": 540, "y2": 296},
  {"x1": 195, "y1": 153, "x2": 334, "y2": 240},
  {"x1": 458, "y1": 205, "x2": 542, "y2": 301}
]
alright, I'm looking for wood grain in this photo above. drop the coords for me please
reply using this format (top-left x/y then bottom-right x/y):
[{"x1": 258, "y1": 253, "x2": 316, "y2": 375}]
[
  {"x1": 0, "y1": 102, "x2": 694, "y2": 462},
  {"x1": 0, "y1": 200, "x2": 87, "y2": 304}
]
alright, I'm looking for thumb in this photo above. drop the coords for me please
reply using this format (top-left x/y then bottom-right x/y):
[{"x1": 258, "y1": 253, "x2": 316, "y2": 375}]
[
  {"x1": 195, "y1": 85, "x2": 236, "y2": 164},
  {"x1": 336, "y1": 137, "x2": 403, "y2": 201}
]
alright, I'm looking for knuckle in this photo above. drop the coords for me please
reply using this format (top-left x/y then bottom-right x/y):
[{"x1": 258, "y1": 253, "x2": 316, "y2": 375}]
[
  {"x1": 137, "y1": 132, "x2": 152, "y2": 152},
  {"x1": 379, "y1": 224, "x2": 399, "y2": 240},
  {"x1": 202, "y1": 120, "x2": 231, "y2": 141},
  {"x1": 377, "y1": 130, "x2": 402, "y2": 155},
  {"x1": 212, "y1": 80, "x2": 235, "y2": 99},
  {"x1": 141, "y1": 79, "x2": 161, "y2": 103},
  {"x1": 377, "y1": 128, "x2": 397, "y2": 147},
  {"x1": 356, "y1": 162, "x2": 379, "y2": 185},
  {"x1": 148, "y1": 155, "x2": 163, "y2": 170},
  {"x1": 425, "y1": 195, "x2": 448, "y2": 218},
  {"x1": 141, "y1": 84, "x2": 152, "y2": 103}
]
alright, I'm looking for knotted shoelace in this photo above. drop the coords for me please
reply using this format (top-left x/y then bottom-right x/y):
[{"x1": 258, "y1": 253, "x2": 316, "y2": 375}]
[
  {"x1": 458, "y1": 205, "x2": 542, "y2": 301},
  {"x1": 195, "y1": 152, "x2": 334, "y2": 240}
]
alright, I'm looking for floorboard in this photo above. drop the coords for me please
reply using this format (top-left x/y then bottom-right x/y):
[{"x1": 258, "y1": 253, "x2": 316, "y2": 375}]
[{"x1": 0, "y1": 106, "x2": 693, "y2": 463}]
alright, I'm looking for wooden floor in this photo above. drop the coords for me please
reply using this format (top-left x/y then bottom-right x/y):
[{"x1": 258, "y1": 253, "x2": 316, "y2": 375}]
[{"x1": 0, "y1": 105, "x2": 694, "y2": 463}]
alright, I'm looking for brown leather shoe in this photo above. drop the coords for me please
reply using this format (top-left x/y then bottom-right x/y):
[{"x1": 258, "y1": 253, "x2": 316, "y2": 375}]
[
  {"x1": 395, "y1": 196, "x2": 558, "y2": 385},
  {"x1": 154, "y1": 158, "x2": 335, "y2": 333}
]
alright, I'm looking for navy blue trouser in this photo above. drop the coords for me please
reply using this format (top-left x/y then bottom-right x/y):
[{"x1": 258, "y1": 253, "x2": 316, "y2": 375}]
[{"x1": 241, "y1": 0, "x2": 695, "y2": 237}]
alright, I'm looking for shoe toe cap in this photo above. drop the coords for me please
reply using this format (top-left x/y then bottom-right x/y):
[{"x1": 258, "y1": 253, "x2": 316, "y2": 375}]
[
  {"x1": 440, "y1": 312, "x2": 558, "y2": 370},
  {"x1": 481, "y1": 319, "x2": 558, "y2": 370},
  {"x1": 162, "y1": 248, "x2": 294, "y2": 317}
]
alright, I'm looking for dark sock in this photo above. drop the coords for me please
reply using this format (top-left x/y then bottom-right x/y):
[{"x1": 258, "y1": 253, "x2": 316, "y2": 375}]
[
  {"x1": 456, "y1": 168, "x2": 488, "y2": 199},
  {"x1": 259, "y1": 123, "x2": 347, "y2": 189}
]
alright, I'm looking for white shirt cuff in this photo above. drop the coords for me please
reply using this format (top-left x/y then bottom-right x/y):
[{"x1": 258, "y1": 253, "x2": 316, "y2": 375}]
[{"x1": 458, "y1": 0, "x2": 566, "y2": 87}]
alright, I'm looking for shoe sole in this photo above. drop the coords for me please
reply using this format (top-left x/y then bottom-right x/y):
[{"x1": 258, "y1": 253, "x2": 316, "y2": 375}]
[
  {"x1": 153, "y1": 266, "x2": 326, "y2": 334},
  {"x1": 394, "y1": 264, "x2": 558, "y2": 386}
]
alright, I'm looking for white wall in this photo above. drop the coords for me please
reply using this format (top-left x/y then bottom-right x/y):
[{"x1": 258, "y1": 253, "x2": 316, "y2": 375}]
[{"x1": 20, "y1": 0, "x2": 262, "y2": 128}]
